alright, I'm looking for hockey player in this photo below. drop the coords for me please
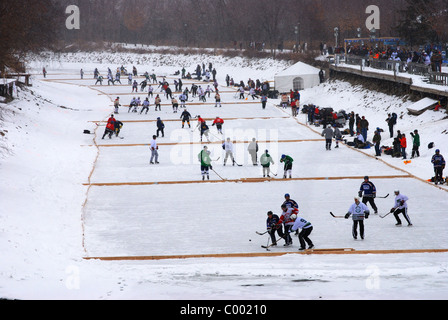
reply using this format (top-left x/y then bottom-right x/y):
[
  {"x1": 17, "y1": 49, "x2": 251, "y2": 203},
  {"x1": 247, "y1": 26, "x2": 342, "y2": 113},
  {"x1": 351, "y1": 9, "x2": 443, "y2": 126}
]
[
  {"x1": 223, "y1": 138, "x2": 236, "y2": 166},
  {"x1": 212, "y1": 117, "x2": 224, "y2": 134},
  {"x1": 276, "y1": 204, "x2": 298, "y2": 246},
  {"x1": 215, "y1": 92, "x2": 222, "y2": 108},
  {"x1": 114, "y1": 120, "x2": 124, "y2": 137},
  {"x1": 283, "y1": 194, "x2": 299, "y2": 209},
  {"x1": 102, "y1": 115, "x2": 116, "y2": 140},
  {"x1": 431, "y1": 149, "x2": 446, "y2": 185},
  {"x1": 200, "y1": 122, "x2": 211, "y2": 143},
  {"x1": 390, "y1": 190, "x2": 412, "y2": 226},
  {"x1": 266, "y1": 211, "x2": 284, "y2": 246},
  {"x1": 155, "y1": 95, "x2": 161, "y2": 111},
  {"x1": 180, "y1": 109, "x2": 192, "y2": 128},
  {"x1": 95, "y1": 75, "x2": 103, "y2": 85},
  {"x1": 156, "y1": 118, "x2": 165, "y2": 138},
  {"x1": 150, "y1": 135, "x2": 159, "y2": 164},
  {"x1": 172, "y1": 97, "x2": 179, "y2": 113},
  {"x1": 132, "y1": 80, "x2": 138, "y2": 92},
  {"x1": 198, "y1": 146, "x2": 213, "y2": 180},
  {"x1": 179, "y1": 93, "x2": 187, "y2": 108},
  {"x1": 114, "y1": 97, "x2": 121, "y2": 114},
  {"x1": 247, "y1": 138, "x2": 259, "y2": 166},
  {"x1": 290, "y1": 214, "x2": 314, "y2": 251},
  {"x1": 359, "y1": 176, "x2": 378, "y2": 214},
  {"x1": 280, "y1": 154, "x2": 294, "y2": 179},
  {"x1": 345, "y1": 197, "x2": 370, "y2": 240},
  {"x1": 260, "y1": 150, "x2": 274, "y2": 177},
  {"x1": 147, "y1": 84, "x2": 154, "y2": 98},
  {"x1": 140, "y1": 98, "x2": 150, "y2": 115}
]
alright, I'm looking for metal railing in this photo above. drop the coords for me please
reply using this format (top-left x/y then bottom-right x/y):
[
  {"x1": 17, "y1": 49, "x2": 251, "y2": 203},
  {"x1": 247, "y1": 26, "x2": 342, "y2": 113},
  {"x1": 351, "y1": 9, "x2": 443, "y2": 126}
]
[{"x1": 335, "y1": 54, "x2": 447, "y2": 86}]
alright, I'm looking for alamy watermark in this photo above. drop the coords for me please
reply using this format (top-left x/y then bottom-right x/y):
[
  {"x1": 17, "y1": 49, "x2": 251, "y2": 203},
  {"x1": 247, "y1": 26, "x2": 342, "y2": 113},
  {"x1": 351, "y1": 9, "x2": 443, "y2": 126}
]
[
  {"x1": 66, "y1": 5, "x2": 80, "y2": 30},
  {"x1": 366, "y1": 5, "x2": 380, "y2": 31}
]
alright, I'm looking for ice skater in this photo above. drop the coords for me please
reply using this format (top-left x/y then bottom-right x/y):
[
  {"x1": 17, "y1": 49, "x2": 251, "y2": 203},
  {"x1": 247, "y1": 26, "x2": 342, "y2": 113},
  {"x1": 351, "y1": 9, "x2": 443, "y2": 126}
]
[
  {"x1": 390, "y1": 190, "x2": 412, "y2": 226},
  {"x1": 290, "y1": 213, "x2": 314, "y2": 251},
  {"x1": 345, "y1": 197, "x2": 370, "y2": 240}
]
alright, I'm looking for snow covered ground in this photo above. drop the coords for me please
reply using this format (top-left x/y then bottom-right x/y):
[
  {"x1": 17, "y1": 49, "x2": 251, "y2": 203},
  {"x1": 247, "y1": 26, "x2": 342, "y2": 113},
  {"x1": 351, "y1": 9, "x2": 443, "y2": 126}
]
[{"x1": 1, "y1": 51, "x2": 448, "y2": 302}]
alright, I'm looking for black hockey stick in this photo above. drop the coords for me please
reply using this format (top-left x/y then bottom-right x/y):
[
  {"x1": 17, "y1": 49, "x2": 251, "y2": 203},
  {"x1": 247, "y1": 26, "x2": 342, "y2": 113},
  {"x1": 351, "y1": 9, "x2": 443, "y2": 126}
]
[
  {"x1": 233, "y1": 160, "x2": 243, "y2": 167},
  {"x1": 380, "y1": 209, "x2": 395, "y2": 219},
  {"x1": 377, "y1": 193, "x2": 390, "y2": 199},
  {"x1": 330, "y1": 212, "x2": 345, "y2": 218},
  {"x1": 261, "y1": 236, "x2": 285, "y2": 251}
]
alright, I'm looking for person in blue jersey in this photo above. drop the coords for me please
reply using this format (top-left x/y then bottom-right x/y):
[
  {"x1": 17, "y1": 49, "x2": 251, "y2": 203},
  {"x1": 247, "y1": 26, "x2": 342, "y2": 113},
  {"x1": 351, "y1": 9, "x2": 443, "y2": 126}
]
[
  {"x1": 266, "y1": 211, "x2": 284, "y2": 246},
  {"x1": 345, "y1": 197, "x2": 370, "y2": 240},
  {"x1": 359, "y1": 176, "x2": 378, "y2": 214},
  {"x1": 431, "y1": 149, "x2": 446, "y2": 185},
  {"x1": 282, "y1": 194, "x2": 298, "y2": 209}
]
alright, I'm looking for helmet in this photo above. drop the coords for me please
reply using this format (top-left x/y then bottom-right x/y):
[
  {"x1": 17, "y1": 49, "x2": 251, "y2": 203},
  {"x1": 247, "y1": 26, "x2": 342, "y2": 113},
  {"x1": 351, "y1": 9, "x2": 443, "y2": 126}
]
[
  {"x1": 436, "y1": 149, "x2": 440, "y2": 153},
  {"x1": 364, "y1": 176, "x2": 369, "y2": 180},
  {"x1": 394, "y1": 190, "x2": 400, "y2": 194},
  {"x1": 290, "y1": 214, "x2": 297, "y2": 220},
  {"x1": 285, "y1": 194, "x2": 290, "y2": 198}
]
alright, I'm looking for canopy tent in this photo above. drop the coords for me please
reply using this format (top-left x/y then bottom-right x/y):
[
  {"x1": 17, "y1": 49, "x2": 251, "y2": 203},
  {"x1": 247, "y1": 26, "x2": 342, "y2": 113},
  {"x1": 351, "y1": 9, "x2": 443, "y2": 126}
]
[{"x1": 274, "y1": 61, "x2": 321, "y2": 93}]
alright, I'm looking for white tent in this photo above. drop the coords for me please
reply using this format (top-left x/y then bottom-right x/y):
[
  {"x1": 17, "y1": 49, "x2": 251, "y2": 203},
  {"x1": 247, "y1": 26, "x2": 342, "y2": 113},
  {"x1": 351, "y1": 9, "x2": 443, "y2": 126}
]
[{"x1": 274, "y1": 61, "x2": 321, "y2": 93}]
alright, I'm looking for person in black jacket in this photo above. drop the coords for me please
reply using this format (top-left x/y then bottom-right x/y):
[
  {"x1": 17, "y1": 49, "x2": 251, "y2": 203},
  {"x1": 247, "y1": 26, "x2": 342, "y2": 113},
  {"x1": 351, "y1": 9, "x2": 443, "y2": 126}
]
[
  {"x1": 266, "y1": 211, "x2": 284, "y2": 246},
  {"x1": 156, "y1": 117, "x2": 165, "y2": 138}
]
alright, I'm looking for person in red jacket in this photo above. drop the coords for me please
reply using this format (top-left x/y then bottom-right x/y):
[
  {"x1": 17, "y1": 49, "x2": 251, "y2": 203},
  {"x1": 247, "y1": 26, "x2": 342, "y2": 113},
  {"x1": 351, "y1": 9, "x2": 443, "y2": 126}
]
[
  {"x1": 400, "y1": 133, "x2": 407, "y2": 159},
  {"x1": 212, "y1": 117, "x2": 224, "y2": 134},
  {"x1": 102, "y1": 115, "x2": 116, "y2": 139},
  {"x1": 276, "y1": 204, "x2": 299, "y2": 246}
]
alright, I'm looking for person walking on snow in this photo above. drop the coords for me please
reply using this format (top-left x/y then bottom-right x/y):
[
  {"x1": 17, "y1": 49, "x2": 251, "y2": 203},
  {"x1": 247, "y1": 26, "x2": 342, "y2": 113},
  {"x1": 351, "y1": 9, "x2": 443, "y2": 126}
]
[
  {"x1": 321, "y1": 125, "x2": 334, "y2": 150},
  {"x1": 390, "y1": 190, "x2": 412, "y2": 226},
  {"x1": 410, "y1": 130, "x2": 420, "y2": 159},
  {"x1": 345, "y1": 197, "x2": 370, "y2": 240}
]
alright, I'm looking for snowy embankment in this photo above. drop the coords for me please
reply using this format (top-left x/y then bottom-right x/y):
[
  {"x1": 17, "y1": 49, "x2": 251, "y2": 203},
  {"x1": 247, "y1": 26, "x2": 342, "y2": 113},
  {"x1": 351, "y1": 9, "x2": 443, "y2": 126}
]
[{"x1": 0, "y1": 51, "x2": 447, "y2": 301}]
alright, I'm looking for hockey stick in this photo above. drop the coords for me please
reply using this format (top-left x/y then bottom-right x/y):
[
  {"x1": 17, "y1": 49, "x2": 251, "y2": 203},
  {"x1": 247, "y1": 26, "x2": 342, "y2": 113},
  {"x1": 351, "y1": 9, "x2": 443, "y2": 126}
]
[
  {"x1": 211, "y1": 168, "x2": 226, "y2": 181},
  {"x1": 256, "y1": 231, "x2": 269, "y2": 236},
  {"x1": 330, "y1": 212, "x2": 345, "y2": 218},
  {"x1": 377, "y1": 193, "x2": 390, "y2": 199},
  {"x1": 380, "y1": 210, "x2": 395, "y2": 219},
  {"x1": 233, "y1": 160, "x2": 243, "y2": 167},
  {"x1": 261, "y1": 236, "x2": 285, "y2": 250}
]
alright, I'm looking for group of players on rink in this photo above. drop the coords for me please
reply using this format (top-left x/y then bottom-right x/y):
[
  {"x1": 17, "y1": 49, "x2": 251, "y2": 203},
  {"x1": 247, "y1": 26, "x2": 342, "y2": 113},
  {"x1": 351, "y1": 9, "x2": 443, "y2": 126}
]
[
  {"x1": 264, "y1": 177, "x2": 414, "y2": 251},
  {"x1": 96, "y1": 67, "x2": 446, "y2": 252}
]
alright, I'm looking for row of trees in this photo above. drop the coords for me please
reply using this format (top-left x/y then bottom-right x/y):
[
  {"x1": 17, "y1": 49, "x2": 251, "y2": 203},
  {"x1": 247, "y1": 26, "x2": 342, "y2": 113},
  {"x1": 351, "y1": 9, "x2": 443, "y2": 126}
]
[
  {"x1": 1, "y1": 0, "x2": 448, "y2": 74},
  {"x1": 59, "y1": 0, "x2": 448, "y2": 50}
]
